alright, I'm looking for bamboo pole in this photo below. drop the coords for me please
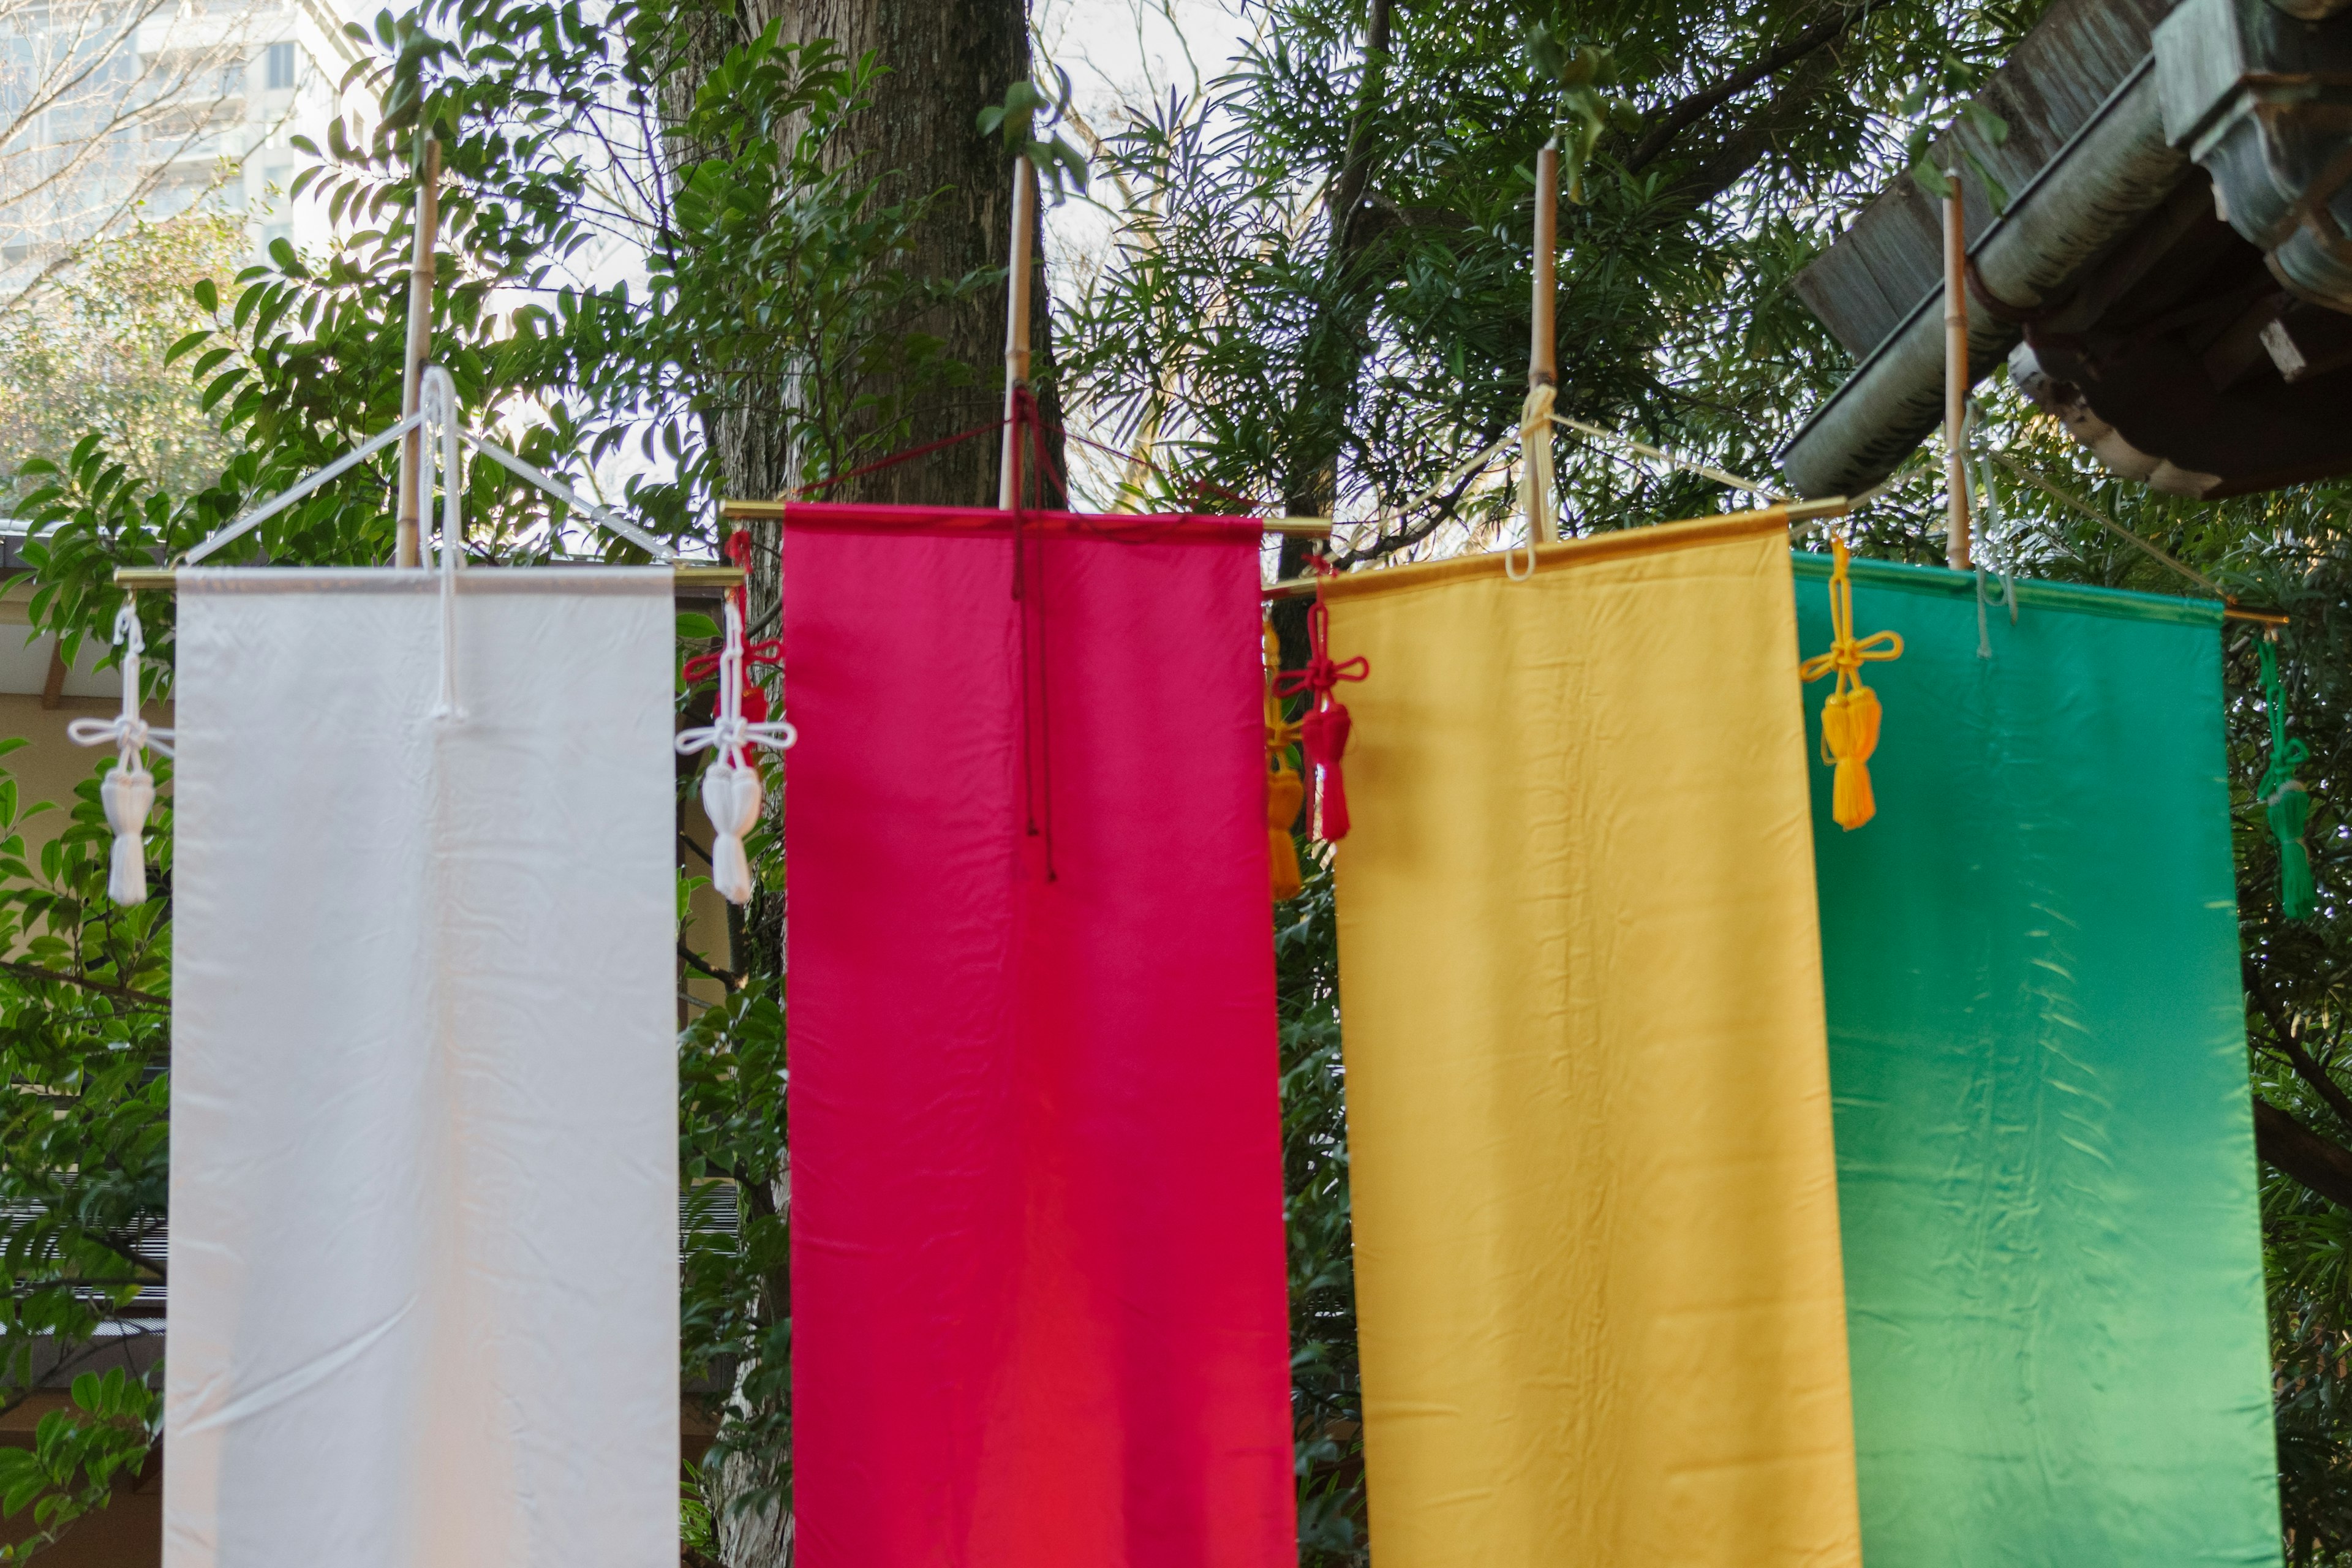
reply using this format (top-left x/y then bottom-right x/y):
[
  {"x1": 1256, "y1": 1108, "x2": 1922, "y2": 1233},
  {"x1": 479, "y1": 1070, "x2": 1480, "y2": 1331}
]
[
  {"x1": 1943, "y1": 171, "x2": 1972, "y2": 571},
  {"x1": 998, "y1": 155, "x2": 1038, "y2": 512},
  {"x1": 718, "y1": 499, "x2": 1332, "y2": 537},
  {"x1": 112, "y1": 565, "x2": 745, "y2": 592},
  {"x1": 1529, "y1": 143, "x2": 1559, "y2": 543},
  {"x1": 394, "y1": 137, "x2": 443, "y2": 570}
]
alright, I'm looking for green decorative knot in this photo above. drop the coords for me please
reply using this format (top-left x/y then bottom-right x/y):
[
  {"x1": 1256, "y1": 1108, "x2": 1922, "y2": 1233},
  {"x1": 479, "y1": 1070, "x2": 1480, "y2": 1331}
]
[{"x1": 2260, "y1": 638, "x2": 2317, "y2": 922}]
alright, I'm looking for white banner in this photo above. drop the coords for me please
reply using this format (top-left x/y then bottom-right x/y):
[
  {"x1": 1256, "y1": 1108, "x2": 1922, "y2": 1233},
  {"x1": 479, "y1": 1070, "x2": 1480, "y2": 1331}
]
[{"x1": 164, "y1": 568, "x2": 679, "y2": 1568}]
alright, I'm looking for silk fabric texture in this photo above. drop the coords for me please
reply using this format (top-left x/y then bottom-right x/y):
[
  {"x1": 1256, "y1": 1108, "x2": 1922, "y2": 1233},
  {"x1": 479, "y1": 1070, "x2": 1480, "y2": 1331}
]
[
  {"x1": 1325, "y1": 515, "x2": 1863, "y2": 1567},
  {"x1": 782, "y1": 518, "x2": 1297, "y2": 1567},
  {"x1": 165, "y1": 570, "x2": 679, "y2": 1568},
  {"x1": 1796, "y1": 556, "x2": 2281, "y2": 1566}
]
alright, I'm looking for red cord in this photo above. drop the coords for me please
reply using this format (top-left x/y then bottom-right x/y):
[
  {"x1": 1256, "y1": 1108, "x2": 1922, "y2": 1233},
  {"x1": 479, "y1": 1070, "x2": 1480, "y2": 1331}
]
[{"x1": 1273, "y1": 570, "x2": 1368, "y2": 840}]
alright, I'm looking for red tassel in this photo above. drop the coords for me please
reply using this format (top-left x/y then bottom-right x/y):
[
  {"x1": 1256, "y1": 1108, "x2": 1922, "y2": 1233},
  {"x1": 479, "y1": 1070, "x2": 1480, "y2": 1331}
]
[
  {"x1": 1273, "y1": 589, "x2": 1368, "y2": 844},
  {"x1": 1300, "y1": 702, "x2": 1353, "y2": 840}
]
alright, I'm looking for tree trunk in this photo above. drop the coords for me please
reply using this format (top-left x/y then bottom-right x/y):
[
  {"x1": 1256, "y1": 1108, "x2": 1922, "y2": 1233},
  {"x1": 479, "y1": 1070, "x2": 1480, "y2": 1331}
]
[
  {"x1": 768, "y1": 0, "x2": 1040, "y2": 510},
  {"x1": 679, "y1": 1, "x2": 1039, "y2": 1561}
]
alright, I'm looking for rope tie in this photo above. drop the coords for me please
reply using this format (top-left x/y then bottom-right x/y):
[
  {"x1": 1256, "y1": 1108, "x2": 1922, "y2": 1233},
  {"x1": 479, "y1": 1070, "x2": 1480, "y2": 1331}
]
[
  {"x1": 1509, "y1": 380, "x2": 1556, "y2": 579},
  {"x1": 677, "y1": 534, "x2": 796, "y2": 905},
  {"x1": 1798, "y1": 537, "x2": 1903, "y2": 831},
  {"x1": 1273, "y1": 570, "x2": 1368, "y2": 842},
  {"x1": 420, "y1": 365, "x2": 466, "y2": 720},
  {"x1": 2259, "y1": 636, "x2": 2316, "y2": 921},
  {"x1": 67, "y1": 597, "x2": 175, "y2": 906},
  {"x1": 1264, "y1": 618, "x2": 1304, "y2": 899}
]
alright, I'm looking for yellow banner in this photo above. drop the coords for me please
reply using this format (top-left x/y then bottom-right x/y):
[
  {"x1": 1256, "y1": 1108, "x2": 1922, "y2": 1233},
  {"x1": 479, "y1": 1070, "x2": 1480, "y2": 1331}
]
[{"x1": 1327, "y1": 514, "x2": 1860, "y2": 1566}]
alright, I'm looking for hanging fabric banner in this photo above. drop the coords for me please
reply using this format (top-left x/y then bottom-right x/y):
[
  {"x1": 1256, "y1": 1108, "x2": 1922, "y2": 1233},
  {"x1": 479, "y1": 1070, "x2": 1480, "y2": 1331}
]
[
  {"x1": 1795, "y1": 555, "x2": 2282, "y2": 1566},
  {"x1": 165, "y1": 570, "x2": 679, "y2": 1568},
  {"x1": 1326, "y1": 513, "x2": 1863, "y2": 1568},
  {"x1": 783, "y1": 513, "x2": 1297, "y2": 1568}
]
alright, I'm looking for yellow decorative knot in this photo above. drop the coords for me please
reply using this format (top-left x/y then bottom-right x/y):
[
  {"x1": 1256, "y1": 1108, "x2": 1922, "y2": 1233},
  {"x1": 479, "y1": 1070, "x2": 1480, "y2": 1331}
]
[
  {"x1": 1798, "y1": 537, "x2": 1903, "y2": 831},
  {"x1": 1265, "y1": 619, "x2": 1304, "y2": 899}
]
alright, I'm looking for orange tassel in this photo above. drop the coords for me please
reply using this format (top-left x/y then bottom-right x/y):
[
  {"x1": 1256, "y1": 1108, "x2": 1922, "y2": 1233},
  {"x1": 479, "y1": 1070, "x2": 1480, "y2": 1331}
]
[
  {"x1": 1265, "y1": 619, "x2": 1303, "y2": 899},
  {"x1": 1799, "y1": 537, "x2": 1902, "y2": 832},
  {"x1": 1268, "y1": 763, "x2": 1304, "y2": 899},
  {"x1": 1819, "y1": 685, "x2": 1882, "y2": 830}
]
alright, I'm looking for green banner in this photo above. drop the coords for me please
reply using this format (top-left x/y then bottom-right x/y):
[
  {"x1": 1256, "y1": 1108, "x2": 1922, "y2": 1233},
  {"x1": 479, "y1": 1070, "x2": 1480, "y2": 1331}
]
[{"x1": 1793, "y1": 554, "x2": 2281, "y2": 1566}]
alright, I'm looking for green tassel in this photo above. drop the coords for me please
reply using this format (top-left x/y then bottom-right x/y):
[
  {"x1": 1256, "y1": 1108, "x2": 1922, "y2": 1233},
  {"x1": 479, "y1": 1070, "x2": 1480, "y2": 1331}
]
[
  {"x1": 2271, "y1": 779, "x2": 2317, "y2": 921},
  {"x1": 2260, "y1": 639, "x2": 2318, "y2": 922}
]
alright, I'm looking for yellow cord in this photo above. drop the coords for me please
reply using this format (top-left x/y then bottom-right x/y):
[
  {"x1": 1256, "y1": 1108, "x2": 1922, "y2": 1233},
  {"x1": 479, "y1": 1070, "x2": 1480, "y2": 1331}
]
[{"x1": 1265, "y1": 619, "x2": 1304, "y2": 898}]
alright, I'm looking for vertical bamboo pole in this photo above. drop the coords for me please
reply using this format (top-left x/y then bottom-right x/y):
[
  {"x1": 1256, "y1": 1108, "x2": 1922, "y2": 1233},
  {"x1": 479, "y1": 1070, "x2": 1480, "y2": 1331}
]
[
  {"x1": 1943, "y1": 171, "x2": 1972, "y2": 571},
  {"x1": 394, "y1": 136, "x2": 443, "y2": 569},
  {"x1": 998, "y1": 155, "x2": 1038, "y2": 512},
  {"x1": 1528, "y1": 143, "x2": 1559, "y2": 543}
]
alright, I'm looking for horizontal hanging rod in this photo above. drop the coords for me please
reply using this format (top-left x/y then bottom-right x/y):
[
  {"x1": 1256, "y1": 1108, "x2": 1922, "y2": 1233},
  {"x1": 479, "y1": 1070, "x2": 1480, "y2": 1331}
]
[
  {"x1": 1262, "y1": 499, "x2": 1850, "y2": 600},
  {"x1": 2224, "y1": 605, "x2": 2290, "y2": 627},
  {"x1": 718, "y1": 499, "x2": 1333, "y2": 538},
  {"x1": 111, "y1": 564, "x2": 744, "y2": 594}
]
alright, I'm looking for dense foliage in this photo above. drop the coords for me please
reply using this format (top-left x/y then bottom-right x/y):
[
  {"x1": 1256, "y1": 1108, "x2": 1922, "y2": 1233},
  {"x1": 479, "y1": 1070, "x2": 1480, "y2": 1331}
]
[{"x1": 0, "y1": 216, "x2": 250, "y2": 514}]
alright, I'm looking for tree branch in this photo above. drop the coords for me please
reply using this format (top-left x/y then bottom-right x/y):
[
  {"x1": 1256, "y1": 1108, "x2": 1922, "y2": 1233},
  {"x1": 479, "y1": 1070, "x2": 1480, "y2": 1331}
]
[
  {"x1": 2256, "y1": 1097, "x2": 2352, "y2": 1212},
  {"x1": 679, "y1": 944, "x2": 737, "y2": 989},
  {"x1": 1325, "y1": 0, "x2": 1396, "y2": 262},
  {"x1": 1623, "y1": 6, "x2": 1860, "y2": 176},
  {"x1": 2247, "y1": 969, "x2": 2352, "y2": 1133},
  {"x1": 0, "y1": 959, "x2": 167, "y2": 1011},
  {"x1": 1657, "y1": 47, "x2": 1845, "y2": 213}
]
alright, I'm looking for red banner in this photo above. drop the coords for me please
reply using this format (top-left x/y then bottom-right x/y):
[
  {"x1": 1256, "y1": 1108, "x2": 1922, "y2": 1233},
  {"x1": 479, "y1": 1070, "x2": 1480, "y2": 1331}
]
[{"x1": 783, "y1": 516, "x2": 1297, "y2": 1567}]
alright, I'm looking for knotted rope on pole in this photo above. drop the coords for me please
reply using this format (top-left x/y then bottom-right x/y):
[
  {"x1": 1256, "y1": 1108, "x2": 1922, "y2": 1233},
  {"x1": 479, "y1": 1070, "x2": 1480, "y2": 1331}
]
[
  {"x1": 677, "y1": 533, "x2": 795, "y2": 905},
  {"x1": 68, "y1": 598, "x2": 175, "y2": 906},
  {"x1": 1510, "y1": 381, "x2": 1558, "y2": 579}
]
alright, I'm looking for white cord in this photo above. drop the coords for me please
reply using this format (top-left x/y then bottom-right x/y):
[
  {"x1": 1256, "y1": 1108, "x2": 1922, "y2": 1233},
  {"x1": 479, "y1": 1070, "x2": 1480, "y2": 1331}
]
[
  {"x1": 183, "y1": 413, "x2": 424, "y2": 565},
  {"x1": 420, "y1": 366, "x2": 466, "y2": 720},
  {"x1": 176, "y1": 369, "x2": 675, "y2": 569},
  {"x1": 66, "y1": 598, "x2": 174, "y2": 905},
  {"x1": 675, "y1": 595, "x2": 796, "y2": 905}
]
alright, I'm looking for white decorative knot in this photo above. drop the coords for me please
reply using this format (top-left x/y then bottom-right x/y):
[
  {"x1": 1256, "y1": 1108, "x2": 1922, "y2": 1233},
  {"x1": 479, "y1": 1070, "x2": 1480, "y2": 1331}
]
[
  {"x1": 66, "y1": 600, "x2": 173, "y2": 907},
  {"x1": 676, "y1": 594, "x2": 795, "y2": 906}
]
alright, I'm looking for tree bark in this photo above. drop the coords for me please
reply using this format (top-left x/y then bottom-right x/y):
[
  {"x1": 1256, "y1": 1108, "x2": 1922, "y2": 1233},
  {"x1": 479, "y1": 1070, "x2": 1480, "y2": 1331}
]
[
  {"x1": 712, "y1": 1166, "x2": 796, "y2": 1567},
  {"x1": 767, "y1": 0, "x2": 1041, "y2": 510}
]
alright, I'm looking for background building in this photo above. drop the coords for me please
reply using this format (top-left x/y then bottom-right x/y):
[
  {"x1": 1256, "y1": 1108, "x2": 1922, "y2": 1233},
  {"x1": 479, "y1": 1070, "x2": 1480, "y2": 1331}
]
[{"x1": 1, "y1": 0, "x2": 369, "y2": 303}]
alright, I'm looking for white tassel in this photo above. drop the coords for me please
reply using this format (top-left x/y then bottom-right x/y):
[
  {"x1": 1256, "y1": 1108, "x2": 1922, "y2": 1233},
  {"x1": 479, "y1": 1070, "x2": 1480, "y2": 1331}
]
[
  {"x1": 676, "y1": 592, "x2": 796, "y2": 907},
  {"x1": 700, "y1": 756, "x2": 763, "y2": 906},
  {"x1": 100, "y1": 766, "x2": 156, "y2": 906},
  {"x1": 67, "y1": 598, "x2": 174, "y2": 909}
]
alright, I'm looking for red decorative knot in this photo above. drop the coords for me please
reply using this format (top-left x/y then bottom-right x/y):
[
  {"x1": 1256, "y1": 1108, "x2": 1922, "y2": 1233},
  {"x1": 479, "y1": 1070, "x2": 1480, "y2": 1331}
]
[{"x1": 1273, "y1": 574, "x2": 1368, "y2": 842}]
